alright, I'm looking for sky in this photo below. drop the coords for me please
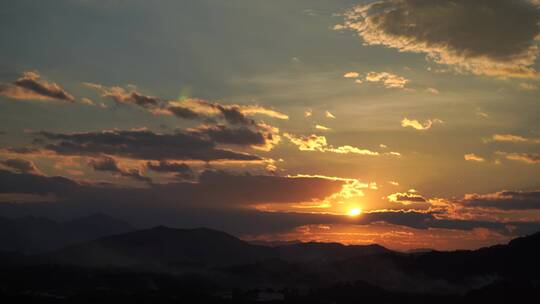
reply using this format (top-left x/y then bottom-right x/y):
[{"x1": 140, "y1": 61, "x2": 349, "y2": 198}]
[{"x1": 1, "y1": 0, "x2": 540, "y2": 251}]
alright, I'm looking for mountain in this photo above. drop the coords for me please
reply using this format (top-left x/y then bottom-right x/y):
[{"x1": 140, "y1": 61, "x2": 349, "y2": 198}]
[
  {"x1": 0, "y1": 214, "x2": 133, "y2": 253},
  {"x1": 1, "y1": 225, "x2": 540, "y2": 302},
  {"x1": 276, "y1": 242, "x2": 392, "y2": 262},
  {"x1": 410, "y1": 231, "x2": 540, "y2": 281},
  {"x1": 47, "y1": 225, "x2": 395, "y2": 270},
  {"x1": 48, "y1": 226, "x2": 275, "y2": 269}
]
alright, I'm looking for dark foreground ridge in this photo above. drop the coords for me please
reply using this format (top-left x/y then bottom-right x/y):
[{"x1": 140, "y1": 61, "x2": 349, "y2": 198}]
[{"x1": 1, "y1": 218, "x2": 539, "y2": 303}]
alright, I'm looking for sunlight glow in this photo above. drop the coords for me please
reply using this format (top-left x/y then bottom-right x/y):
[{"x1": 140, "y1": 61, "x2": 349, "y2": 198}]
[{"x1": 348, "y1": 208, "x2": 362, "y2": 217}]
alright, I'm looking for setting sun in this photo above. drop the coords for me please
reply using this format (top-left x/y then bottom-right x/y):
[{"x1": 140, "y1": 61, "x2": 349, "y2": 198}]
[{"x1": 348, "y1": 208, "x2": 362, "y2": 217}]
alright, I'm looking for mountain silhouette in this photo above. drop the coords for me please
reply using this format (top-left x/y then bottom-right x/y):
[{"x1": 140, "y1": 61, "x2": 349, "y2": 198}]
[
  {"x1": 0, "y1": 214, "x2": 133, "y2": 254},
  {"x1": 47, "y1": 225, "x2": 396, "y2": 270},
  {"x1": 1, "y1": 219, "x2": 540, "y2": 302},
  {"x1": 48, "y1": 226, "x2": 275, "y2": 269},
  {"x1": 276, "y1": 242, "x2": 391, "y2": 262}
]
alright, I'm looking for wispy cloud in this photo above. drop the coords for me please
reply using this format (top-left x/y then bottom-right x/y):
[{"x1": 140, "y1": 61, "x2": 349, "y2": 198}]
[
  {"x1": 315, "y1": 124, "x2": 331, "y2": 131},
  {"x1": 464, "y1": 153, "x2": 485, "y2": 162},
  {"x1": 325, "y1": 111, "x2": 336, "y2": 119},
  {"x1": 401, "y1": 118, "x2": 442, "y2": 130},
  {"x1": 365, "y1": 71, "x2": 409, "y2": 89},
  {"x1": 490, "y1": 134, "x2": 540, "y2": 144},
  {"x1": 284, "y1": 133, "x2": 380, "y2": 156},
  {"x1": 463, "y1": 190, "x2": 540, "y2": 210},
  {"x1": 387, "y1": 189, "x2": 427, "y2": 205},
  {"x1": 0, "y1": 71, "x2": 74, "y2": 102},
  {"x1": 496, "y1": 151, "x2": 540, "y2": 164},
  {"x1": 88, "y1": 156, "x2": 151, "y2": 183},
  {"x1": 519, "y1": 83, "x2": 539, "y2": 91},
  {"x1": 343, "y1": 72, "x2": 360, "y2": 78}
]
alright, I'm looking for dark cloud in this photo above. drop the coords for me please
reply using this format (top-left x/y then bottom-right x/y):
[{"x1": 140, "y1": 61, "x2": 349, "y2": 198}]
[
  {"x1": 88, "y1": 156, "x2": 121, "y2": 172},
  {"x1": 216, "y1": 104, "x2": 255, "y2": 125},
  {"x1": 338, "y1": 0, "x2": 540, "y2": 77},
  {"x1": 0, "y1": 169, "x2": 344, "y2": 207},
  {"x1": 3, "y1": 147, "x2": 40, "y2": 154},
  {"x1": 0, "y1": 158, "x2": 41, "y2": 174},
  {"x1": 190, "y1": 125, "x2": 266, "y2": 146},
  {"x1": 194, "y1": 170, "x2": 345, "y2": 205},
  {"x1": 0, "y1": 71, "x2": 75, "y2": 102},
  {"x1": 195, "y1": 100, "x2": 255, "y2": 125},
  {"x1": 0, "y1": 169, "x2": 80, "y2": 196},
  {"x1": 464, "y1": 190, "x2": 540, "y2": 210},
  {"x1": 387, "y1": 191, "x2": 427, "y2": 204},
  {"x1": 37, "y1": 129, "x2": 262, "y2": 162},
  {"x1": 88, "y1": 156, "x2": 151, "y2": 183},
  {"x1": 1, "y1": 170, "x2": 539, "y2": 237},
  {"x1": 167, "y1": 106, "x2": 202, "y2": 120},
  {"x1": 0, "y1": 169, "x2": 345, "y2": 233},
  {"x1": 146, "y1": 161, "x2": 194, "y2": 180},
  {"x1": 84, "y1": 83, "x2": 161, "y2": 108},
  {"x1": 127, "y1": 91, "x2": 160, "y2": 108}
]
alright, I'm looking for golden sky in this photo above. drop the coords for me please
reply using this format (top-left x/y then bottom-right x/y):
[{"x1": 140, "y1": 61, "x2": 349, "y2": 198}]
[{"x1": 1, "y1": 0, "x2": 540, "y2": 251}]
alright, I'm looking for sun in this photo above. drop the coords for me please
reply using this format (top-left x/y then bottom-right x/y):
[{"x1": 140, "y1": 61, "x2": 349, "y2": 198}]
[{"x1": 348, "y1": 208, "x2": 362, "y2": 217}]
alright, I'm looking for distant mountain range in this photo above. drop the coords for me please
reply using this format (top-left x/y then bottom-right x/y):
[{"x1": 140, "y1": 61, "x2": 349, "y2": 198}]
[{"x1": 0, "y1": 215, "x2": 539, "y2": 302}]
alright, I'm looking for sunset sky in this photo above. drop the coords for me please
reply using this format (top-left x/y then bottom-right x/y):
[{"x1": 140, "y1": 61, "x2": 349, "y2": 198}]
[{"x1": 1, "y1": 0, "x2": 540, "y2": 251}]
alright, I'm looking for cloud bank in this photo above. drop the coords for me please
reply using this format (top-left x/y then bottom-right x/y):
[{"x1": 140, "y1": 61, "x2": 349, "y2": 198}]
[{"x1": 338, "y1": 0, "x2": 540, "y2": 78}]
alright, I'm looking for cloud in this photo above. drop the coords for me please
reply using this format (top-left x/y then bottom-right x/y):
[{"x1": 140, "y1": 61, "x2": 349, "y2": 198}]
[
  {"x1": 189, "y1": 124, "x2": 275, "y2": 149},
  {"x1": 387, "y1": 190, "x2": 428, "y2": 205},
  {"x1": 2, "y1": 169, "x2": 540, "y2": 239},
  {"x1": 0, "y1": 169, "x2": 345, "y2": 210},
  {"x1": 239, "y1": 105, "x2": 289, "y2": 120},
  {"x1": 84, "y1": 83, "x2": 161, "y2": 108},
  {"x1": 401, "y1": 118, "x2": 442, "y2": 130},
  {"x1": 497, "y1": 151, "x2": 540, "y2": 164},
  {"x1": 490, "y1": 134, "x2": 540, "y2": 144},
  {"x1": 315, "y1": 124, "x2": 331, "y2": 131},
  {"x1": 88, "y1": 156, "x2": 151, "y2": 183},
  {"x1": 0, "y1": 158, "x2": 41, "y2": 174},
  {"x1": 146, "y1": 161, "x2": 194, "y2": 180},
  {"x1": 80, "y1": 98, "x2": 95, "y2": 105},
  {"x1": 164, "y1": 99, "x2": 288, "y2": 125},
  {"x1": 284, "y1": 133, "x2": 379, "y2": 156},
  {"x1": 386, "y1": 151, "x2": 401, "y2": 157},
  {"x1": 464, "y1": 153, "x2": 485, "y2": 162},
  {"x1": 463, "y1": 190, "x2": 540, "y2": 210},
  {"x1": 166, "y1": 105, "x2": 203, "y2": 120},
  {"x1": 84, "y1": 85, "x2": 289, "y2": 124},
  {"x1": 38, "y1": 129, "x2": 262, "y2": 162},
  {"x1": 337, "y1": 0, "x2": 540, "y2": 78},
  {"x1": 426, "y1": 88, "x2": 440, "y2": 95},
  {"x1": 0, "y1": 71, "x2": 74, "y2": 102},
  {"x1": 519, "y1": 82, "x2": 539, "y2": 91},
  {"x1": 365, "y1": 71, "x2": 409, "y2": 88},
  {"x1": 211, "y1": 103, "x2": 256, "y2": 125},
  {"x1": 343, "y1": 72, "x2": 360, "y2": 78},
  {"x1": 476, "y1": 111, "x2": 489, "y2": 118}
]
